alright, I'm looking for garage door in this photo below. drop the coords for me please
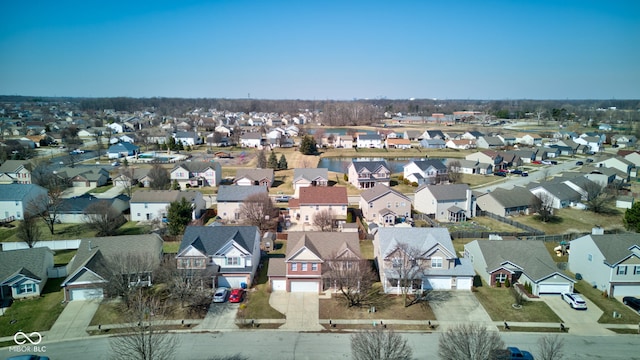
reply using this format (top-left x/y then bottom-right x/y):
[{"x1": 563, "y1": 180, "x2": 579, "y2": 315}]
[
  {"x1": 271, "y1": 280, "x2": 286, "y2": 291},
  {"x1": 217, "y1": 276, "x2": 246, "y2": 289},
  {"x1": 423, "y1": 277, "x2": 451, "y2": 290},
  {"x1": 70, "y1": 288, "x2": 104, "y2": 301},
  {"x1": 538, "y1": 283, "x2": 572, "y2": 294},
  {"x1": 612, "y1": 285, "x2": 640, "y2": 297},
  {"x1": 290, "y1": 281, "x2": 319, "y2": 292},
  {"x1": 456, "y1": 277, "x2": 473, "y2": 290}
]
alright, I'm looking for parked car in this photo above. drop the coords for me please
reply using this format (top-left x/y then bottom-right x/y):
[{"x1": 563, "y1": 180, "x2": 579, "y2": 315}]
[
  {"x1": 229, "y1": 288, "x2": 245, "y2": 303},
  {"x1": 586, "y1": 158, "x2": 594, "y2": 163},
  {"x1": 550, "y1": 160, "x2": 558, "y2": 165},
  {"x1": 213, "y1": 287, "x2": 229, "y2": 303},
  {"x1": 576, "y1": 161, "x2": 584, "y2": 165},
  {"x1": 532, "y1": 160, "x2": 542, "y2": 164},
  {"x1": 494, "y1": 171, "x2": 507, "y2": 177},
  {"x1": 521, "y1": 172, "x2": 529, "y2": 177},
  {"x1": 622, "y1": 296, "x2": 640, "y2": 313},
  {"x1": 490, "y1": 347, "x2": 534, "y2": 360},
  {"x1": 510, "y1": 169, "x2": 523, "y2": 175},
  {"x1": 275, "y1": 195, "x2": 291, "y2": 203},
  {"x1": 70, "y1": 149, "x2": 85, "y2": 154},
  {"x1": 562, "y1": 292, "x2": 587, "y2": 310},
  {"x1": 541, "y1": 160, "x2": 552, "y2": 165}
]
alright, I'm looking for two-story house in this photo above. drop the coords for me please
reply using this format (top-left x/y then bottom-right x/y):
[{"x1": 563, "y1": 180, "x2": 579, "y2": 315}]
[
  {"x1": 216, "y1": 185, "x2": 268, "y2": 221},
  {"x1": 170, "y1": 161, "x2": 222, "y2": 188},
  {"x1": 356, "y1": 134, "x2": 383, "y2": 149},
  {"x1": 347, "y1": 160, "x2": 391, "y2": 189},
  {"x1": 292, "y1": 168, "x2": 328, "y2": 197},
  {"x1": 173, "y1": 131, "x2": 201, "y2": 146},
  {"x1": 569, "y1": 232, "x2": 640, "y2": 297},
  {"x1": 176, "y1": 225, "x2": 261, "y2": 289},
  {"x1": 414, "y1": 184, "x2": 475, "y2": 222},
  {"x1": 403, "y1": 159, "x2": 447, "y2": 185},
  {"x1": 292, "y1": 186, "x2": 348, "y2": 228},
  {"x1": 268, "y1": 231, "x2": 361, "y2": 292},
  {"x1": 359, "y1": 184, "x2": 412, "y2": 226},
  {"x1": 466, "y1": 150, "x2": 506, "y2": 171},
  {"x1": 130, "y1": 190, "x2": 206, "y2": 222},
  {"x1": 0, "y1": 160, "x2": 32, "y2": 184},
  {"x1": 234, "y1": 168, "x2": 274, "y2": 187},
  {"x1": 240, "y1": 132, "x2": 263, "y2": 148},
  {"x1": 373, "y1": 227, "x2": 474, "y2": 293},
  {"x1": 0, "y1": 183, "x2": 48, "y2": 221},
  {"x1": 594, "y1": 157, "x2": 635, "y2": 181}
]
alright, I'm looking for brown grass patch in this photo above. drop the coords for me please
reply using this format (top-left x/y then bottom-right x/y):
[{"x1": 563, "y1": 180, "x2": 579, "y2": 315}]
[{"x1": 319, "y1": 294, "x2": 435, "y2": 321}]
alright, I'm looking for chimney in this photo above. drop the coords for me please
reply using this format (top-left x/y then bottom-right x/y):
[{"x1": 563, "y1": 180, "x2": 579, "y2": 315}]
[{"x1": 592, "y1": 226, "x2": 604, "y2": 235}]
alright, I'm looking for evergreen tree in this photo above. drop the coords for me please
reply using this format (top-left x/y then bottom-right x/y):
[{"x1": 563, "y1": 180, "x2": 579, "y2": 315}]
[
  {"x1": 257, "y1": 149, "x2": 267, "y2": 168},
  {"x1": 624, "y1": 202, "x2": 640, "y2": 232},
  {"x1": 268, "y1": 151, "x2": 278, "y2": 169},
  {"x1": 278, "y1": 154, "x2": 288, "y2": 170},
  {"x1": 299, "y1": 135, "x2": 318, "y2": 155},
  {"x1": 167, "y1": 197, "x2": 193, "y2": 235}
]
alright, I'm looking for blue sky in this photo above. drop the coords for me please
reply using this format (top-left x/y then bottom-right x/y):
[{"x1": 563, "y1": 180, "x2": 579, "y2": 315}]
[{"x1": 1, "y1": 0, "x2": 638, "y2": 100}]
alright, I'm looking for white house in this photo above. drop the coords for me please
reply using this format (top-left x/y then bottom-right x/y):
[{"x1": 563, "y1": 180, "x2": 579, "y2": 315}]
[
  {"x1": 414, "y1": 184, "x2": 475, "y2": 222},
  {"x1": 130, "y1": 190, "x2": 206, "y2": 222},
  {"x1": 356, "y1": 134, "x2": 383, "y2": 149},
  {"x1": 0, "y1": 183, "x2": 48, "y2": 221}
]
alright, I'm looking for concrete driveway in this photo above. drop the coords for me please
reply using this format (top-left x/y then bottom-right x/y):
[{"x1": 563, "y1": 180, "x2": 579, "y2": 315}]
[
  {"x1": 541, "y1": 294, "x2": 611, "y2": 335},
  {"x1": 195, "y1": 302, "x2": 239, "y2": 330},
  {"x1": 269, "y1": 292, "x2": 323, "y2": 331},
  {"x1": 47, "y1": 300, "x2": 100, "y2": 341},
  {"x1": 429, "y1": 291, "x2": 493, "y2": 328}
]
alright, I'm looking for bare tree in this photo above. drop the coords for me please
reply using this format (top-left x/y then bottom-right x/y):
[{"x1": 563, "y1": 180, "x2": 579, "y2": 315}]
[
  {"x1": 148, "y1": 163, "x2": 171, "y2": 190},
  {"x1": 313, "y1": 209, "x2": 334, "y2": 231},
  {"x1": 325, "y1": 256, "x2": 377, "y2": 307},
  {"x1": 438, "y1": 323, "x2": 505, "y2": 360},
  {"x1": 351, "y1": 328, "x2": 413, "y2": 360},
  {"x1": 84, "y1": 200, "x2": 126, "y2": 236},
  {"x1": 93, "y1": 130, "x2": 103, "y2": 160},
  {"x1": 28, "y1": 186, "x2": 65, "y2": 235},
  {"x1": 16, "y1": 213, "x2": 41, "y2": 248},
  {"x1": 154, "y1": 258, "x2": 211, "y2": 315},
  {"x1": 67, "y1": 151, "x2": 83, "y2": 168},
  {"x1": 583, "y1": 180, "x2": 614, "y2": 214},
  {"x1": 530, "y1": 193, "x2": 554, "y2": 222},
  {"x1": 393, "y1": 242, "x2": 429, "y2": 307},
  {"x1": 118, "y1": 166, "x2": 137, "y2": 197},
  {"x1": 109, "y1": 291, "x2": 180, "y2": 360},
  {"x1": 238, "y1": 193, "x2": 279, "y2": 234},
  {"x1": 103, "y1": 253, "x2": 161, "y2": 309},
  {"x1": 537, "y1": 334, "x2": 565, "y2": 360},
  {"x1": 446, "y1": 160, "x2": 462, "y2": 184}
]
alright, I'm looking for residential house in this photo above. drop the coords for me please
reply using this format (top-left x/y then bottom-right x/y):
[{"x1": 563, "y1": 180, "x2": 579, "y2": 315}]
[
  {"x1": 130, "y1": 190, "x2": 205, "y2": 222},
  {"x1": 616, "y1": 196, "x2": 634, "y2": 209},
  {"x1": 476, "y1": 136, "x2": 504, "y2": 149},
  {"x1": 516, "y1": 133, "x2": 543, "y2": 146},
  {"x1": 541, "y1": 146, "x2": 561, "y2": 159},
  {"x1": 0, "y1": 248, "x2": 54, "y2": 300},
  {"x1": 356, "y1": 134, "x2": 383, "y2": 149},
  {"x1": 347, "y1": 160, "x2": 391, "y2": 189},
  {"x1": 414, "y1": 184, "x2": 475, "y2": 222},
  {"x1": 464, "y1": 240, "x2": 575, "y2": 295},
  {"x1": 216, "y1": 185, "x2": 267, "y2": 222},
  {"x1": 568, "y1": 232, "x2": 640, "y2": 297},
  {"x1": 170, "y1": 161, "x2": 222, "y2": 188},
  {"x1": 0, "y1": 183, "x2": 48, "y2": 221},
  {"x1": 403, "y1": 159, "x2": 447, "y2": 185},
  {"x1": 403, "y1": 130, "x2": 422, "y2": 141},
  {"x1": 582, "y1": 167, "x2": 617, "y2": 186},
  {"x1": 176, "y1": 225, "x2": 261, "y2": 289},
  {"x1": 461, "y1": 131, "x2": 484, "y2": 140},
  {"x1": 234, "y1": 168, "x2": 274, "y2": 187},
  {"x1": 373, "y1": 227, "x2": 474, "y2": 293},
  {"x1": 118, "y1": 134, "x2": 137, "y2": 143},
  {"x1": 512, "y1": 149, "x2": 538, "y2": 164},
  {"x1": 107, "y1": 142, "x2": 139, "y2": 159},
  {"x1": 419, "y1": 138, "x2": 446, "y2": 149},
  {"x1": 623, "y1": 151, "x2": 640, "y2": 169},
  {"x1": 497, "y1": 134, "x2": 516, "y2": 146},
  {"x1": 561, "y1": 175, "x2": 601, "y2": 201},
  {"x1": 612, "y1": 134, "x2": 637, "y2": 148},
  {"x1": 446, "y1": 139, "x2": 476, "y2": 150},
  {"x1": 173, "y1": 131, "x2": 201, "y2": 146},
  {"x1": 421, "y1": 130, "x2": 445, "y2": 140},
  {"x1": 294, "y1": 186, "x2": 348, "y2": 228},
  {"x1": 292, "y1": 168, "x2": 328, "y2": 197},
  {"x1": 476, "y1": 187, "x2": 533, "y2": 217},
  {"x1": 112, "y1": 168, "x2": 149, "y2": 188},
  {"x1": 268, "y1": 231, "x2": 361, "y2": 292},
  {"x1": 58, "y1": 194, "x2": 129, "y2": 223},
  {"x1": 359, "y1": 185, "x2": 412, "y2": 226},
  {"x1": 106, "y1": 122, "x2": 125, "y2": 133},
  {"x1": 56, "y1": 167, "x2": 109, "y2": 189},
  {"x1": 498, "y1": 151, "x2": 523, "y2": 168},
  {"x1": 466, "y1": 151, "x2": 505, "y2": 170},
  {"x1": 0, "y1": 160, "x2": 32, "y2": 184},
  {"x1": 385, "y1": 138, "x2": 412, "y2": 149},
  {"x1": 61, "y1": 234, "x2": 163, "y2": 301},
  {"x1": 528, "y1": 183, "x2": 581, "y2": 209},
  {"x1": 574, "y1": 135, "x2": 602, "y2": 153},
  {"x1": 446, "y1": 159, "x2": 493, "y2": 175},
  {"x1": 240, "y1": 132, "x2": 263, "y2": 148},
  {"x1": 594, "y1": 157, "x2": 634, "y2": 181}
]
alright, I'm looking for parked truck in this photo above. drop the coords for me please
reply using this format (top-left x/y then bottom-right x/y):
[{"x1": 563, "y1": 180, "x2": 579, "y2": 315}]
[{"x1": 490, "y1": 347, "x2": 535, "y2": 360}]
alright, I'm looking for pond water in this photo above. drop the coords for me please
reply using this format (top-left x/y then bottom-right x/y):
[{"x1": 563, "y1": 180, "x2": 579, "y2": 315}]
[
  {"x1": 307, "y1": 127, "x2": 375, "y2": 136},
  {"x1": 317, "y1": 157, "x2": 445, "y2": 173}
]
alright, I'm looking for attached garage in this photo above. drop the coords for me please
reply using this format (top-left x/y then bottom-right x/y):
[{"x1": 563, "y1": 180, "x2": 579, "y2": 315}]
[
  {"x1": 423, "y1": 277, "x2": 452, "y2": 290},
  {"x1": 70, "y1": 288, "x2": 104, "y2": 301},
  {"x1": 217, "y1": 276, "x2": 247, "y2": 289},
  {"x1": 455, "y1": 277, "x2": 473, "y2": 290},
  {"x1": 290, "y1": 280, "x2": 319, "y2": 292},
  {"x1": 538, "y1": 283, "x2": 573, "y2": 295},
  {"x1": 611, "y1": 284, "x2": 640, "y2": 297},
  {"x1": 271, "y1": 279, "x2": 286, "y2": 292}
]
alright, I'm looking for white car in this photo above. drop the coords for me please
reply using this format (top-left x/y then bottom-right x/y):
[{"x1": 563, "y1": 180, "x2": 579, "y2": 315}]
[{"x1": 561, "y1": 292, "x2": 587, "y2": 310}]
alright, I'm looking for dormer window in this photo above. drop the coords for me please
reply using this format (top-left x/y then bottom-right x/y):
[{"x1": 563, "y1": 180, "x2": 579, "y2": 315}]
[{"x1": 392, "y1": 258, "x2": 401, "y2": 269}]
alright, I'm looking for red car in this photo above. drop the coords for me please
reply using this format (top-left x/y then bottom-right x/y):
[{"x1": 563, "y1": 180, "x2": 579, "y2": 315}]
[
  {"x1": 532, "y1": 160, "x2": 542, "y2": 164},
  {"x1": 228, "y1": 288, "x2": 245, "y2": 303}
]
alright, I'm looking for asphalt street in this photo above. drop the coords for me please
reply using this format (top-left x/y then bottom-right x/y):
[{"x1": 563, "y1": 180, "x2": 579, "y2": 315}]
[{"x1": 2, "y1": 331, "x2": 639, "y2": 360}]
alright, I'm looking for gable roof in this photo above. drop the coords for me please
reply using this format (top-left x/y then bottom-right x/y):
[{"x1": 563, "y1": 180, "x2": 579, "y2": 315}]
[
  {"x1": 299, "y1": 186, "x2": 348, "y2": 205},
  {"x1": 130, "y1": 190, "x2": 201, "y2": 203},
  {"x1": 0, "y1": 183, "x2": 47, "y2": 201},
  {"x1": 0, "y1": 247, "x2": 53, "y2": 284},
  {"x1": 107, "y1": 142, "x2": 139, "y2": 152},
  {"x1": 179, "y1": 225, "x2": 259, "y2": 257},
  {"x1": 583, "y1": 234, "x2": 640, "y2": 266},
  {"x1": 286, "y1": 231, "x2": 361, "y2": 261},
  {"x1": 417, "y1": 184, "x2": 470, "y2": 201},
  {"x1": 473, "y1": 240, "x2": 573, "y2": 283},
  {"x1": 407, "y1": 159, "x2": 447, "y2": 172},
  {"x1": 0, "y1": 160, "x2": 31, "y2": 173},
  {"x1": 377, "y1": 227, "x2": 455, "y2": 259},
  {"x1": 216, "y1": 185, "x2": 267, "y2": 202},
  {"x1": 360, "y1": 184, "x2": 410, "y2": 203},
  {"x1": 235, "y1": 168, "x2": 274, "y2": 183},
  {"x1": 293, "y1": 168, "x2": 328, "y2": 182},
  {"x1": 350, "y1": 160, "x2": 389, "y2": 173},
  {"x1": 481, "y1": 187, "x2": 533, "y2": 209},
  {"x1": 530, "y1": 183, "x2": 581, "y2": 201}
]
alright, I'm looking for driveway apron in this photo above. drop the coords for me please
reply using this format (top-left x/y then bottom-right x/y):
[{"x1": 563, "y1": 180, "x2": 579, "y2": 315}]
[
  {"x1": 270, "y1": 292, "x2": 322, "y2": 331},
  {"x1": 541, "y1": 295, "x2": 611, "y2": 335},
  {"x1": 195, "y1": 302, "x2": 239, "y2": 330},
  {"x1": 47, "y1": 300, "x2": 100, "y2": 341},
  {"x1": 430, "y1": 291, "x2": 493, "y2": 330}
]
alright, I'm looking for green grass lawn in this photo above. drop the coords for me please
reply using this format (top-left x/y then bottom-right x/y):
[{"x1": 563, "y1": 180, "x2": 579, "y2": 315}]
[
  {"x1": 242, "y1": 259, "x2": 285, "y2": 319},
  {"x1": 572, "y1": 276, "x2": 640, "y2": 324},
  {"x1": 116, "y1": 221, "x2": 151, "y2": 236},
  {"x1": 163, "y1": 242, "x2": 180, "y2": 254},
  {"x1": 516, "y1": 208, "x2": 624, "y2": 234},
  {"x1": 473, "y1": 282, "x2": 562, "y2": 323},
  {"x1": 360, "y1": 239, "x2": 374, "y2": 260},
  {"x1": 53, "y1": 249, "x2": 77, "y2": 266},
  {"x1": 88, "y1": 184, "x2": 114, "y2": 194},
  {"x1": 0, "y1": 278, "x2": 66, "y2": 337},
  {"x1": 1, "y1": 221, "x2": 150, "y2": 243}
]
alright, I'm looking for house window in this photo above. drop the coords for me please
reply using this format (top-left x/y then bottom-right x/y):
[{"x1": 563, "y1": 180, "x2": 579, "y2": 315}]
[
  {"x1": 587, "y1": 254, "x2": 593, "y2": 262},
  {"x1": 369, "y1": 203, "x2": 374, "y2": 208},
  {"x1": 18, "y1": 283, "x2": 35, "y2": 294},
  {"x1": 304, "y1": 215, "x2": 309, "y2": 221},
  {"x1": 342, "y1": 205, "x2": 346, "y2": 211},
  {"x1": 312, "y1": 263, "x2": 318, "y2": 271},
  {"x1": 634, "y1": 266, "x2": 640, "y2": 275},
  {"x1": 617, "y1": 266, "x2": 627, "y2": 275},
  {"x1": 395, "y1": 202, "x2": 399, "y2": 208},
  {"x1": 495, "y1": 273, "x2": 507, "y2": 283},
  {"x1": 316, "y1": 205, "x2": 320, "y2": 210},
  {"x1": 431, "y1": 257, "x2": 443, "y2": 268},
  {"x1": 137, "y1": 213, "x2": 141, "y2": 217},
  {"x1": 195, "y1": 259, "x2": 205, "y2": 267},
  {"x1": 291, "y1": 263, "x2": 298, "y2": 271},
  {"x1": 391, "y1": 258, "x2": 401, "y2": 269},
  {"x1": 144, "y1": 203, "x2": 148, "y2": 208},
  {"x1": 178, "y1": 259, "x2": 190, "y2": 268},
  {"x1": 387, "y1": 202, "x2": 391, "y2": 208},
  {"x1": 226, "y1": 257, "x2": 240, "y2": 266},
  {"x1": 301, "y1": 263, "x2": 308, "y2": 271}
]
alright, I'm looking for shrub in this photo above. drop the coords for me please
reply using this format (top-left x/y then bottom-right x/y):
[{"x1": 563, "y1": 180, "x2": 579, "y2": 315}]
[
  {"x1": 496, "y1": 280, "x2": 502, "y2": 288},
  {"x1": 343, "y1": 174, "x2": 348, "y2": 181},
  {"x1": 398, "y1": 175, "x2": 404, "y2": 181},
  {"x1": 504, "y1": 277, "x2": 511, "y2": 288},
  {"x1": 411, "y1": 182, "x2": 419, "y2": 187},
  {"x1": 473, "y1": 275, "x2": 482, "y2": 288}
]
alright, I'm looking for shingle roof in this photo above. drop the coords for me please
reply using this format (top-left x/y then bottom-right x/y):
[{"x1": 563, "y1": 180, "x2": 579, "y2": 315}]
[
  {"x1": 474, "y1": 240, "x2": 572, "y2": 282},
  {"x1": 358, "y1": 134, "x2": 381, "y2": 141},
  {"x1": 0, "y1": 160, "x2": 31, "y2": 173},
  {"x1": 299, "y1": 186, "x2": 347, "y2": 205},
  {"x1": 172, "y1": 161, "x2": 220, "y2": 174},
  {"x1": 107, "y1": 142, "x2": 139, "y2": 152},
  {"x1": 586, "y1": 234, "x2": 640, "y2": 266},
  {"x1": 293, "y1": 168, "x2": 328, "y2": 182},
  {"x1": 409, "y1": 159, "x2": 446, "y2": 171},
  {"x1": 483, "y1": 187, "x2": 534, "y2": 209},
  {"x1": 0, "y1": 183, "x2": 47, "y2": 201},
  {"x1": 179, "y1": 225, "x2": 259, "y2": 259},
  {"x1": 286, "y1": 231, "x2": 361, "y2": 260},
  {"x1": 350, "y1": 160, "x2": 389, "y2": 173},
  {"x1": 130, "y1": 190, "x2": 201, "y2": 203},
  {"x1": 531, "y1": 183, "x2": 581, "y2": 201},
  {"x1": 235, "y1": 168, "x2": 274, "y2": 182},
  {"x1": 377, "y1": 227, "x2": 455, "y2": 259},
  {"x1": 0, "y1": 248, "x2": 53, "y2": 283},
  {"x1": 360, "y1": 184, "x2": 410, "y2": 202},
  {"x1": 216, "y1": 185, "x2": 267, "y2": 202},
  {"x1": 417, "y1": 184, "x2": 470, "y2": 201}
]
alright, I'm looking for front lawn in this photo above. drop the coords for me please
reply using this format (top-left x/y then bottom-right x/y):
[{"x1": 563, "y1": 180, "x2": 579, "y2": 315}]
[
  {"x1": 572, "y1": 277, "x2": 640, "y2": 324},
  {"x1": 473, "y1": 282, "x2": 562, "y2": 323},
  {"x1": 1, "y1": 221, "x2": 149, "y2": 243},
  {"x1": 88, "y1": 184, "x2": 114, "y2": 194},
  {"x1": 0, "y1": 278, "x2": 65, "y2": 337},
  {"x1": 242, "y1": 259, "x2": 285, "y2": 319},
  {"x1": 319, "y1": 293, "x2": 435, "y2": 321}
]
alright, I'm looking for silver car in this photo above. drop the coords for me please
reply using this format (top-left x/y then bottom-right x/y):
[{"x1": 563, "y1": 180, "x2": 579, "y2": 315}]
[
  {"x1": 561, "y1": 292, "x2": 587, "y2": 310},
  {"x1": 213, "y1": 288, "x2": 229, "y2": 303}
]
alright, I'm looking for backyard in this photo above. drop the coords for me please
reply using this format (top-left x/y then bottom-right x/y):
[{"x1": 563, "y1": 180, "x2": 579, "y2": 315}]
[
  {"x1": 0, "y1": 221, "x2": 151, "y2": 243},
  {"x1": 516, "y1": 208, "x2": 624, "y2": 234}
]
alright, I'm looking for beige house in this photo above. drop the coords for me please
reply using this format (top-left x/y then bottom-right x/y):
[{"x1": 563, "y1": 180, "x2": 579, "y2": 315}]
[
  {"x1": 292, "y1": 168, "x2": 328, "y2": 197},
  {"x1": 234, "y1": 168, "x2": 274, "y2": 187},
  {"x1": 293, "y1": 186, "x2": 348, "y2": 229},
  {"x1": 0, "y1": 160, "x2": 32, "y2": 184},
  {"x1": 347, "y1": 160, "x2": 390, "y2": 189},
  {"x1": 216, "y1": 185, "x2": 267, "y2": 221},
  {"x1": 359, "y1": 185, "x2": 411, "y2": 226}
]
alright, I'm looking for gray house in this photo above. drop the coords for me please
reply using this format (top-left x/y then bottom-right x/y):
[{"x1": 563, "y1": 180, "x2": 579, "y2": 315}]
[
  {"x1": 0, "y1": 248, "x2": 54, "y2": 300},
  {"x1": 359, "y1": 184, "x2": 411, "y2": 226},
  {"x1": 292, "y1": 168, "x2": 328, "y2": 197},
  {"x1": 216, "y1": 185, "x2": 268, "y2": 221},
  {"x1": 476, "y1": 187, "x2": 533, "y2": 217},
  {"x1": 464, "y1": 240, "x2": 575, "y2": 295}
]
